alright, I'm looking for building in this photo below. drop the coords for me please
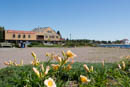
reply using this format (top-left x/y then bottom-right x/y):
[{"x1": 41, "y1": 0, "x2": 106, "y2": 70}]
[
  {"x1": 33, "y1": 27, "x2": 62, "y2": 44},
  {"x1": 4, "y1": 27, "x2": 64, "y2": 44},
  {"x1": 0, "y1": 27, "x2": 5, "y2": 42},
  {"x1": 121, "y1": 39, "x2": 130, "y2": 44},
  {"x1": 5, "y1": 30, "x2": 36, "y2": 43}
]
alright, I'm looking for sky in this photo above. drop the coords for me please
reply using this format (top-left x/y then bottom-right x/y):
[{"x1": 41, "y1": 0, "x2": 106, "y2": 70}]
[{"x1": 0, "y1": 0, "x2": 130, "y2": 41}]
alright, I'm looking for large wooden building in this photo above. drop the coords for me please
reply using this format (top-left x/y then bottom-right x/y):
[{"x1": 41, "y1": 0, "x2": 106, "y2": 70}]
[
  {"x1": 5, "y1": 30, "x2": 36, "y2": 41},
  {"x1": 4, "y1": 27, "x2": 64, "y2": 44}
]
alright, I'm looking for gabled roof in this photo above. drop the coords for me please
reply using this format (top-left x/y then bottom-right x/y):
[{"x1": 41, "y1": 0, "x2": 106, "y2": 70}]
[
  {"x1": 32, "y1": 27, "x2": 56, "y2": 33},
  {"x1": 32, "y1": 27, "x2": 49, "y2": 32}
]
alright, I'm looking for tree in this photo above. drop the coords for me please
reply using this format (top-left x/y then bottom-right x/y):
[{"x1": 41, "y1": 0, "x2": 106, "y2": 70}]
[
  {"x1": 108, "y1": 41, "x2": 112, "y2": 44},
  {"x1": 114, "y1": 40, "x2": 122, "y2": 44},
  {"x1": 57, "y1": 30, "x2": 62, "y2": 39},
  {"x1": 101, "y1": 40, "x2": 108, "y2": 44},
  {"x1": 0, "y1": 26, "x2": 5, "y2": 42}
]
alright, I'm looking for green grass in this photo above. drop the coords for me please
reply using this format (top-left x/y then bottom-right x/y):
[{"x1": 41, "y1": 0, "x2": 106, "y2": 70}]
[{"x1": 0, "y1": 61, "x2": 130, "y2": 87}]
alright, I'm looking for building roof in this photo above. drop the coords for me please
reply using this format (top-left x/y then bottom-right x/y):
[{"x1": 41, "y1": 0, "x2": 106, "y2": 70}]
[
  {"x1": 32, "y1": 27, "x2": 54, "y2": 32},
  {"x1": 7, "y1": 30, "x2": 35, "y2": 34}
]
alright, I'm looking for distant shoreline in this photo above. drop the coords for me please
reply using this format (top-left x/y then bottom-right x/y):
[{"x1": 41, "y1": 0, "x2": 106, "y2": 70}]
[{"x1": 98, "y1": 44, "x2": 130, "y2": 48}]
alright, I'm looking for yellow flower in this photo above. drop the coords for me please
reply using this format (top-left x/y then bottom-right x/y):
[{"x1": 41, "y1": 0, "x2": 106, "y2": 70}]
[
  {"x1": 65, "y1": 64, "x2": 72, "y2": 71},
  {"x1": 54, "y1": 56, "x2": 62, "y2": 63},
  {"x1": 66, "y1": 50, "x2": 76, "y2": 58},
  {"x1": 45, "y1": 66, "x2": 50, "y2": 75},
  {"x1": 4, "y1": 60, "x2": 23, "y2": 66},
  {"x1": 32, "y1": 67, "x2": 40, "y2": 78},
  {"x1": 126, "y1": 55, "x2": 130, "y2": 59},
  {"x1": 31, "y1": 60, "x2": 39, "y2": 66},
  {"x1": 83, "y1": 64, "x2": 90, "y2": 72},
  {"x1": 32, "y1": 51, "x2": 36, "y2": 60},
  {"x1": 51, "y1": 64, "x2": 60, "y2": 70},
  {"x1": 80, "y1": 75, "x2": 91, "y2": 83},
  {"x1": 9, "y1": 60, "x2": 13, "y2": 65},
  {"x1": 14, "y1": 62, "x2": 18, "y2": 66},
  {"x1": 4, "y1": 61, "x2": 9, "y2": 66},
  {"x1": 122, "y1": 61, "x2": 125, "y2": 70},
  {"x1": 44, "y1": 78, "x2": 56, "y2": 87},
  {"x1": 46, "y1": 53, "x2": 50, "y2": 57}
]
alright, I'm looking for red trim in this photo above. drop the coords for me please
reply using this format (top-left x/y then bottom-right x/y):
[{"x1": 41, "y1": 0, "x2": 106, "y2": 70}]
[
  {"x1": 7, "y1": 30, "x2": 35, "y2": 34},
  {"x1": 60, "y1": 38, "x2": 65, "y2": 40}
]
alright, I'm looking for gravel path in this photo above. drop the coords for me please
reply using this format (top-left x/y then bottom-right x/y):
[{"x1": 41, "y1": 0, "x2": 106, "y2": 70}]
[{"x1": 0, "y1": 47, "x2": 130, "y2": 68}]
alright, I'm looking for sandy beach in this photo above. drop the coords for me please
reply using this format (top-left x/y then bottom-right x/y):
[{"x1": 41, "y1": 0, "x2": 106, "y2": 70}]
[{"x1": 0, "y1": 47, "x2": 130, "y2": 68}]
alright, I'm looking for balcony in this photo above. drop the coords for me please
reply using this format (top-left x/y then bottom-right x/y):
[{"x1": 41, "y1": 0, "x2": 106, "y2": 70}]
[{"x1": 36, "y1": 35, "x2": 44, "y2": 40}]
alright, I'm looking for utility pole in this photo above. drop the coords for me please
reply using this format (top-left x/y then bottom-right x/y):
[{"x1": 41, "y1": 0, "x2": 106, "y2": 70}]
[{"x1": 70, "y1": 33, "x2": 71, "y2": 40}]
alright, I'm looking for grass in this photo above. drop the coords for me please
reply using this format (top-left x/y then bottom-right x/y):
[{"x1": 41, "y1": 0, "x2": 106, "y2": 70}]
[
  {"x1": 0, "y1": 51, "x2": 130, "y2": 87},
  {"x1": 0, "y1": 61, "x2": 130, "y2": 87}
]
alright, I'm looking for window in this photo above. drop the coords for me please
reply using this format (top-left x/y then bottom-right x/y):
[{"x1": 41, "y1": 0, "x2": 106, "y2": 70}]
[
  {"x1": 56, "y1": 36, "x2": 59, "y2": 39},
  {"x1": 48, "y1": 36, "x2": 55, "y2": 38},
  {"x1": 47, "y1": 31, "x2": 52, "y2": 33},
  {"x1": 12, "y1": 34, "x2": 15, "y2": 38},
  {"x1": 28, "y1": 35, "x2": 31, "y2": 38},
  {"x1": 18, "y1": 34, "x2": 21, "y2": 38},
  {"x1": 37, "y1": 35, "x2": 44, "y2": 40},
  {"x1": 46, "y1": 36, "x2": 48, "y2": 38},
  {"x1": 23, "y1": 35, "x2": 26, "y2": 38},
  {"x1": 52, "y1": 36, "x2": 55, "y2": 38}
]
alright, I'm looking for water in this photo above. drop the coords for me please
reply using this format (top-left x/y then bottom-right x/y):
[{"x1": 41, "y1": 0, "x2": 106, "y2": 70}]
[{"x1": 98, "y1": 44, "x2": 130, "y2": 48}]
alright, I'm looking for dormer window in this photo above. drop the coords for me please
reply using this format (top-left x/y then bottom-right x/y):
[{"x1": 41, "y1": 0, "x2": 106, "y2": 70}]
[{"x1": 47, "y1": 31, "x2": 52, "y2": 33}]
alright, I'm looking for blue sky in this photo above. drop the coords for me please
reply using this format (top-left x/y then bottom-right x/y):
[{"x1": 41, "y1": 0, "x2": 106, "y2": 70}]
[{"x1": 0, "y1": 0, "x2": 130, "y2": 41}]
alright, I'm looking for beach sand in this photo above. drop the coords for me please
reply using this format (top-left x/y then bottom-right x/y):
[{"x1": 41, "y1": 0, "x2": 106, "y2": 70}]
[{"x1": 0, "y1": 47, "x2": 130, "y2": 68}]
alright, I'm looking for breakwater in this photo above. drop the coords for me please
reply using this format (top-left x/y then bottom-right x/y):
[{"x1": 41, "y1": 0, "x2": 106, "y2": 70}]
[{"x1": 99, "y1": 44, "x2": 130, "y2": 48}]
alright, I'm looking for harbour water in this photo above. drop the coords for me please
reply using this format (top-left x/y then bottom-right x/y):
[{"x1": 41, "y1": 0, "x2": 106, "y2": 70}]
[{"x1": 99, "y1": 44, "x2": 130, "y2": 48}]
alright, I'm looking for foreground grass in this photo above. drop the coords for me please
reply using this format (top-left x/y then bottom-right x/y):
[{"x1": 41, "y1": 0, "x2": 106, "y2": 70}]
[
  {"x1": 0, "y1": 50, "x2": 130, "y2": 87},
  {"x1": 0, "y1": 61, "x2": 130, "y2": 87}
]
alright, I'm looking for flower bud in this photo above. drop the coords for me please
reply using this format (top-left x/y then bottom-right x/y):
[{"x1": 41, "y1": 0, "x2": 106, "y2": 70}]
[
  {"x1": 32, "y1": 52, "x2": 36, "y2": 60},
  {"x1": 32, "y1": 67, "x2": 40, "y2": 78},
  {"x1": 102, "y1": 60, "x2": 104, "y2": 67},
  {"x1": 83, "y1": 64, "x2": 90, "y2": 72},
  {"x1": 4, "y1": 61, "x2": 9, "y2": 65},
  {"x1": 118, "y1": 64, "x2": 122, "y2": 69},
  {"x1": 90, "y1": 66, "x2": 93, "y2": 72},
  {"x1": 51, "y1": 64, "x2": 59, "y2": 70},
  {"x1": 54, "y1": 56, "x2": 62, "y2": 63},
  {"x1": 122, "y1": 61, "x2": 125, "y2": 70},
  {"x1": 45, "y1": 66, "x2": 50, "y2": 75},
  {"x1": 40, "y1": 64, "x2": 44, "y2": 72}
]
